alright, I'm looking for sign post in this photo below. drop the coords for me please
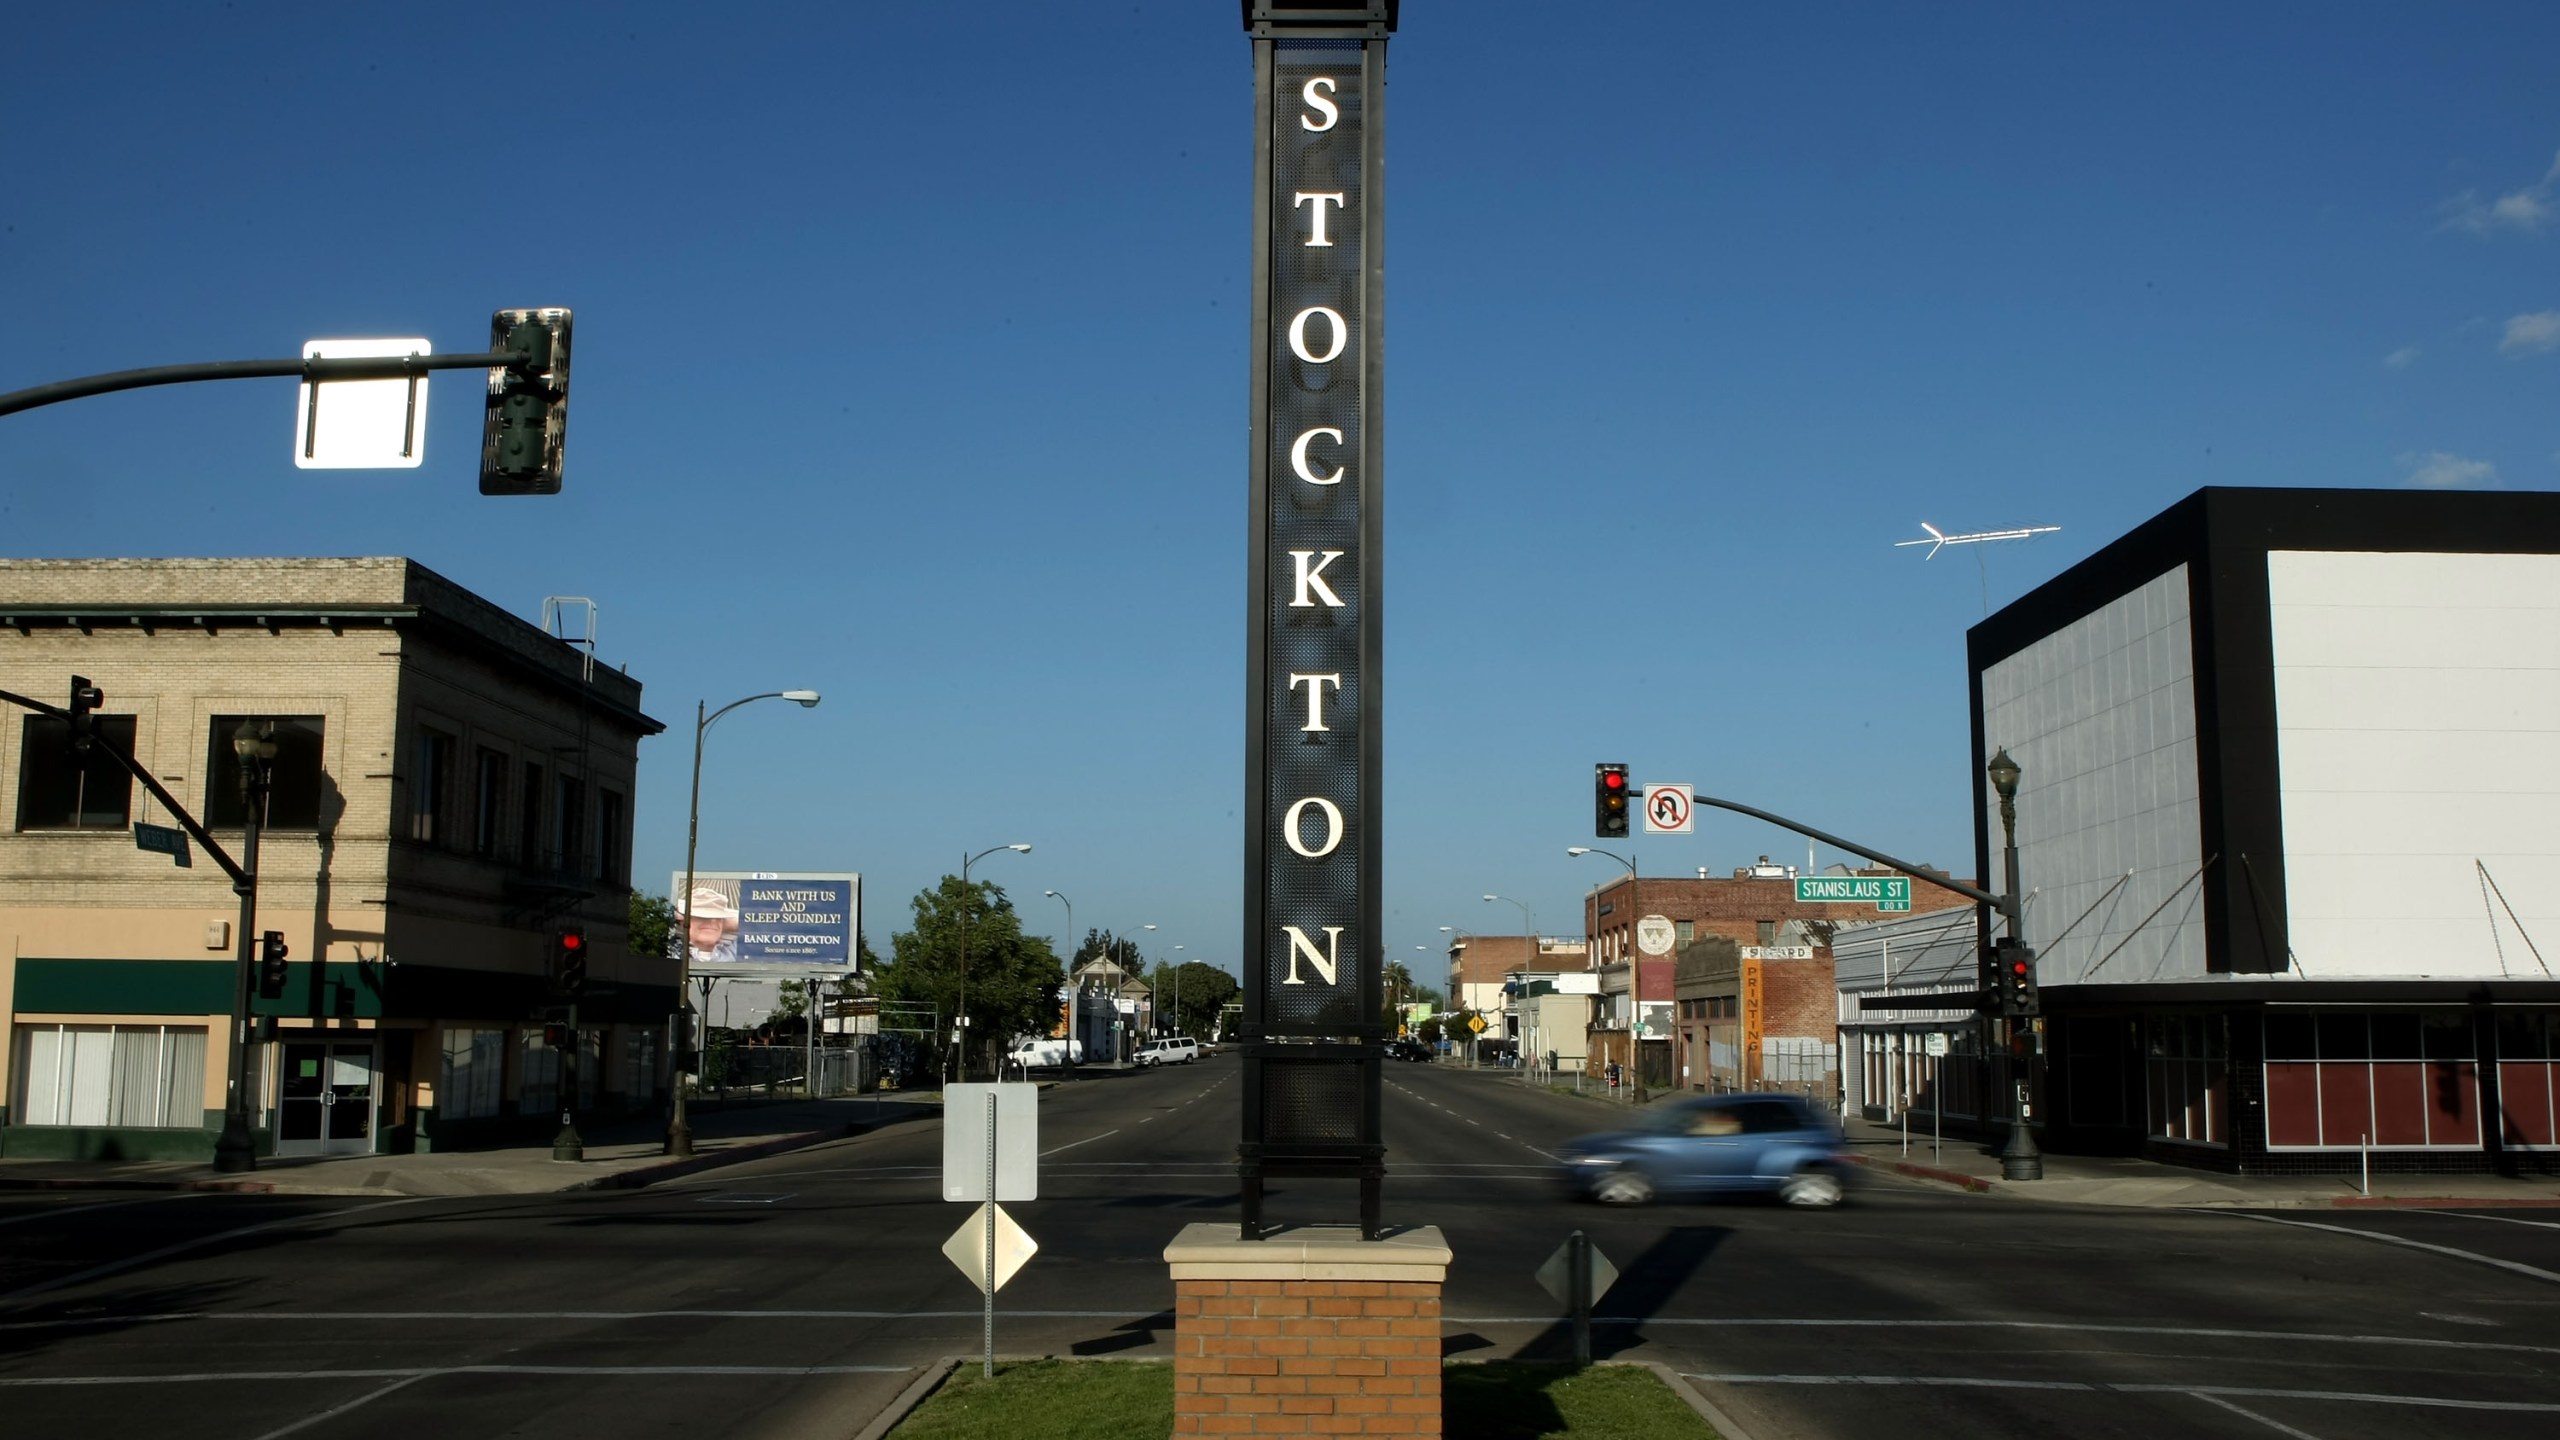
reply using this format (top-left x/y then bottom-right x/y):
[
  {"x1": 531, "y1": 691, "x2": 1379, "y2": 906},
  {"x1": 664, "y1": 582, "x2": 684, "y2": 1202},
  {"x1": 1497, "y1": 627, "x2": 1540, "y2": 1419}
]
[
  {"x1": 1239, "y1": 1, "x2": 1390, "y2": 1241},
  {"x1": 943, "y1": 1082, "x2": 1038, "y2": 1378}
]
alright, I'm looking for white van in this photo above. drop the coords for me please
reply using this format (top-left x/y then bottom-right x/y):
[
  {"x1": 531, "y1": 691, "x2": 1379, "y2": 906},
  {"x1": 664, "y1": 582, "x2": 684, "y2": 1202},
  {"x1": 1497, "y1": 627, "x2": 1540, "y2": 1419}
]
[
  {"x1": 1135, "y1": 1036, "x2": 1200, "y2": 1067},
  {"x1": 1007, "y1": 1037, "x2": 1083, "y2": 1069}
]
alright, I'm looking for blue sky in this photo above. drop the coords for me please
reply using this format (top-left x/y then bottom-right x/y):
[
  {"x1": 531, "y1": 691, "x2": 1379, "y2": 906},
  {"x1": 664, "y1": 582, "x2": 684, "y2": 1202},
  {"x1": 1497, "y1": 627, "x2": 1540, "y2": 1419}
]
[{"x1": 4, "y1": 3, "x2": 2554, "y2": 980}]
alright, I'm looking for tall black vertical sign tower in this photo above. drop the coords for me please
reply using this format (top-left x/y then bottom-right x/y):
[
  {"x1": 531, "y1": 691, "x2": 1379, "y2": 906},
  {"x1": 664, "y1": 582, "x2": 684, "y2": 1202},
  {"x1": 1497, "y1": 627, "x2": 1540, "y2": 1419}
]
[{"x1": 1238, "y1": 0, "x2": 1395, "y2": 1241}]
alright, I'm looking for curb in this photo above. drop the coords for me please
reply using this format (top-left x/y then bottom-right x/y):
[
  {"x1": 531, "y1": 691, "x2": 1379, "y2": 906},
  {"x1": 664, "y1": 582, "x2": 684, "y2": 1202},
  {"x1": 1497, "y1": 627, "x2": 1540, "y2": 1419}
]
[
  {"x1": 570, "y1": 1124, "x2": 858, "y2": 1191},
  {"x1": 1848, "y1": 1154, "x2": 1994, "y2": 1193},
  {"x1": 2334, "y1": 1194, "x2": 2560, "y2": 1209},
  {"x1": 848, "y1": 1358, "x2": 960, "y2": 1440},
  {"x1": 0, "y1": 1175, "x2": 278, "y2": 1193},
  {"x1": 1644, "y1": 1361, "x2": 1762, "y2": 1440}
]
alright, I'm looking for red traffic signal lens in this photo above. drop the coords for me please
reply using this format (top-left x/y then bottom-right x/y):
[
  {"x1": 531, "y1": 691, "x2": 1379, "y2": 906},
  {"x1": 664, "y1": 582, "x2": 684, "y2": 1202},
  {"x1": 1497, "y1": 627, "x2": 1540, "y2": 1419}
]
[
  {"x1": 1603, "y1": 772, "x2": 1625, "y2": 790},
  {"x1": 561, "y1": 932, "x2": 584, "y2": 951},
  {"x1": 2011, "y1": 960, "x2": 2028, "y2": 976}
]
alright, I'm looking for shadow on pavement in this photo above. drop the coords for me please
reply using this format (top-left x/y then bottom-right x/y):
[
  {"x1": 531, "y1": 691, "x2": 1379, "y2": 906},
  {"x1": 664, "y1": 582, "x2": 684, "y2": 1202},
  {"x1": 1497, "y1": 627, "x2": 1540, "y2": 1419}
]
[{"x1": 1515, "y1": 1225, "x2": 1730, "y2": 1362}]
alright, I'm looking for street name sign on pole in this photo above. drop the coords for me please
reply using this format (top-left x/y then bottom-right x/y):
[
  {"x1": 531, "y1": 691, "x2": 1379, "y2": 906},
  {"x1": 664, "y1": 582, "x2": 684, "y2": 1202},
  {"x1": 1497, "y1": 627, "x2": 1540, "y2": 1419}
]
[
  {"x1": 133, "y1": 822, "x2": 192, "y2": 868},
  {"x1": 1642, "y1": 783, "x2": 1694, "y2": 834},
  {"x1": 1794, "y1": 875, "x2": 1913, "y2": 912}
]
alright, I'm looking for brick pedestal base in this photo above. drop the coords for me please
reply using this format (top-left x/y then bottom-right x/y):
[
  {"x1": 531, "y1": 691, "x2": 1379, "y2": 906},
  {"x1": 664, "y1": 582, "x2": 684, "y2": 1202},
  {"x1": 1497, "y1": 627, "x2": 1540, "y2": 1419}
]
[{"x1": 1163, "y1": 1223, "x2": 1453, "y2": 1437}]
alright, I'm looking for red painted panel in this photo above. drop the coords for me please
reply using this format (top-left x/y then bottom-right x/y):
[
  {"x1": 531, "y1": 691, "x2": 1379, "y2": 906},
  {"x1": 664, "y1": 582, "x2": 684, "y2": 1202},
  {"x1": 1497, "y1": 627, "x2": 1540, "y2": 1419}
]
[
  {"x1": 2498, "y1": 1062, "x2": 2556, "y2": 1147},
  {"x1": 2318, "y1": 1062, "x2": 2374, "y2": 1148},
  {"x1": 2370, "y1": 1063, "x2": 2427, "y2": 1146},
  {"x1": 2265, "y1": 1061, "x2": 2321, "y2": 1147}
]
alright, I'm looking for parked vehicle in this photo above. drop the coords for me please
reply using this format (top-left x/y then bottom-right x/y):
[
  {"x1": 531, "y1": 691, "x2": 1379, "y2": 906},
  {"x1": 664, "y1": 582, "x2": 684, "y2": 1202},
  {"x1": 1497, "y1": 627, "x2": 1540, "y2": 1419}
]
[
  {"x1": 1007, "y1": 1037, "x2": 1084, "y2": 1069},
  {"x1": 1134, "y1": 1036, "x2": 1201, "y2": 1067},
  {"x1": 1555, "y1": 1094, "x2": 1852, "y2": 1208}
]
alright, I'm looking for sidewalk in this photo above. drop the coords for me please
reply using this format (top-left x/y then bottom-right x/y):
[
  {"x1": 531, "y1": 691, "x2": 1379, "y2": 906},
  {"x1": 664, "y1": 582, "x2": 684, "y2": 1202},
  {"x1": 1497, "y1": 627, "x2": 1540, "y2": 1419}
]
[
  {"x1": 0, "y1": 1093, "x2": 939, "y2": 1198},
  {"x1": 1442, "y1": 1063, "x2": 2560, "y2": 1209}
]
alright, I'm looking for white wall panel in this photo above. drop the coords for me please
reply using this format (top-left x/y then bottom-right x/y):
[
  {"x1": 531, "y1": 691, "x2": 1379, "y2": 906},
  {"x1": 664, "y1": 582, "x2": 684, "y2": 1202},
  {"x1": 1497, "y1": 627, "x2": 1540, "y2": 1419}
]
[
  {"x1": 2270, "y1": 551, "x2": 2560, "y2": 981},
  {"x1": 1981, "y1": 566, "x2": 2209, "y2": 985}
]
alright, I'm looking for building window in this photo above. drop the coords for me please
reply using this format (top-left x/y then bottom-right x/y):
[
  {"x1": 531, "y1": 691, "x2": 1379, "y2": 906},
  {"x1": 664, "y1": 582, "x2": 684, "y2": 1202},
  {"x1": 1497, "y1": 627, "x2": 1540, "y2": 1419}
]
[
  {"x1": 472, "y1": 750, "x2": 507, "y2": 858},
  {"x1": 205, "y1": 716, "x2": 327, "y2": 829},
  {"x1": 1755, "y1": 920, "x2": 1777, "y2": 946},
  {"x1": 599, "y1": 789, "x2": 627, "y2": 885},
  {"x1": 2496, "y1": 1011, "x2": 2560, "y2": 1150},
  {"x1": 2262, "y1": 1010, "x2": 2478, "y2": 1150},
  {"x1": 518, "y1": 762, "x2": 546, "y2": 870},
  {"x1": 2145, "y1": 1014, "x2": 2229, "y2": 1146},
  {"x1": 15, "y1": 714, "x2": 137, "y2": 830},
  {"x1": 436, "y1": 1027, "x2": 504, "y2": 1119},
  {"x1": 1676, "y1": 920, "x2": 1694, "y2": 945},
  {"x1": 621, "y1": 1026, "x2": 661, "y2": 1102},
  {"x1": 12, "y1": 1024, "x2": 207, "y2": 1127},
  {"x1": 552, "y1": 775, "x2": 585, "y2": 876},
  {"x1": 519, "y1": 1032, "x2": 562, "y2": 1116},
  {"x1": 409, "y1": 728, "x2": 454, "y2": 845}
]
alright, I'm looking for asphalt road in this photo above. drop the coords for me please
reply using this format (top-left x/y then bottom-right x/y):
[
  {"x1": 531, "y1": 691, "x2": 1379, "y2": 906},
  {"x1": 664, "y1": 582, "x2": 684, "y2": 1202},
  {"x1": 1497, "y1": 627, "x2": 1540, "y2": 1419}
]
[{"x1": 2, "y1": 1055, "x2": 2556, "y2": 1439}]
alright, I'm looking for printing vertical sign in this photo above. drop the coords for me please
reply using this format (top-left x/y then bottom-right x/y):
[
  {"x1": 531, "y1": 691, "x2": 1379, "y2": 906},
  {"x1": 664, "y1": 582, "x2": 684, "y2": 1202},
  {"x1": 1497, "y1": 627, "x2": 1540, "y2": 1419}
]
[{"x1": 1252, "y1": 35, "x2": 1380, "y2": 1039}]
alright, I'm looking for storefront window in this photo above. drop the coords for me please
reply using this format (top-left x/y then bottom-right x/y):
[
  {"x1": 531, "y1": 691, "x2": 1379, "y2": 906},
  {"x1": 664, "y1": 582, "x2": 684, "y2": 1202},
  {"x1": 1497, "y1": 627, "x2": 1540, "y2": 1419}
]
[{"x1": 2263, "y1": 1010, "x2": 2480, "y2": 1150}]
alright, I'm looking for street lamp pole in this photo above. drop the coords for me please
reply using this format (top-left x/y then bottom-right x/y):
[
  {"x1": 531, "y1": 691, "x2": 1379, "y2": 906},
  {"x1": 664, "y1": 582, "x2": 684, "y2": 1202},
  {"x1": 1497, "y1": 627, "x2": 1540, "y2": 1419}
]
[
  {"x1": 956, "y1": 843, "x2": 1033, "y2": 1082},
  {"x1": 1987, "y1": 747, "x2": 2042, "y2": 1181},
  {"x1": 668, "y1": 689, "x2": 820, "y2": 1158},
  {"x1": 1044, "y1": 889, "x2": 1074, "y2": 1078},
  {"x1": 213, "y1": 720, "x2": 276, "y2": 1173},
  {"x1": 1566, "y1": 847, "x2": 1648, "y2": 1103}
]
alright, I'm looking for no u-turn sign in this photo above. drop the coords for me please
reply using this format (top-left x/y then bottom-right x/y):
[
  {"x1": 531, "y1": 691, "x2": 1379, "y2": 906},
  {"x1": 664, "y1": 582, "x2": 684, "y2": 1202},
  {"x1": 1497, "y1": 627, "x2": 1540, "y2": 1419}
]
[{"x1": 1643, "y1": 783, "x2": 1694, "y2": 835}]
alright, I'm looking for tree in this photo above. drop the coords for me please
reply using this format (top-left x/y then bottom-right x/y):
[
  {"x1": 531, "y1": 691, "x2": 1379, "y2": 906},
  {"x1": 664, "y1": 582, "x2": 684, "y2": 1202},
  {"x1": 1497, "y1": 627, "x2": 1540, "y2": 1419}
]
[
  {"x1": 1073, "y1": 927, "x2": 1148, "y2": 970},
  {"x1": 1145, "y1": 960, "x2": 1238, "y2": 1042},
  {"x1": 629, "y1": 890, "x2": 674, "y2": 962},
  {"x1": 876, "y1": 875, "x2": 1061, "y2": 1079}
]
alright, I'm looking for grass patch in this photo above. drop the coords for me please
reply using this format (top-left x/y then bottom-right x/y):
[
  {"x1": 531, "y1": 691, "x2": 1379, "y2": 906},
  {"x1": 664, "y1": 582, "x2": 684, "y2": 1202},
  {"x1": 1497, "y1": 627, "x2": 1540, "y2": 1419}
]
[
  {"x1": 885, "y1": 1359, "x2": 1716, "y2": 1440},
  {"x1": 889, "y1": 1360, "x2": 1171, "y2": 1440}
]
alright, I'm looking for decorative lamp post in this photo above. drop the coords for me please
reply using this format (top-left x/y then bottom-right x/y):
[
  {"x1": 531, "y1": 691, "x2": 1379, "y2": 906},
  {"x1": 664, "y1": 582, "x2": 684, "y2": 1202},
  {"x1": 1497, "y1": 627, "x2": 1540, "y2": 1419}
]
[
  {"x1": 213, "y1": 720, "x2": 277, "y2": 1173},
  {"x1": 1987, "y1": 747, "x2": 2042, "y2": 1181},
  {"x1": 955, "y1": 843, "x2": 1033, "y2": 1082},
  {"x1": 668, "y1": 689, "x2": 820, "y2": 1158}
]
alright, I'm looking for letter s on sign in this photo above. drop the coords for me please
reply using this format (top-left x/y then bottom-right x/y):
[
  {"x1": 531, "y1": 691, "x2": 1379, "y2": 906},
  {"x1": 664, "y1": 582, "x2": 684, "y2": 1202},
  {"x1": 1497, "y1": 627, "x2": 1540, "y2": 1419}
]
[{"x1": 1300, "y1": 76, "x2": 1338, "y2": 132}]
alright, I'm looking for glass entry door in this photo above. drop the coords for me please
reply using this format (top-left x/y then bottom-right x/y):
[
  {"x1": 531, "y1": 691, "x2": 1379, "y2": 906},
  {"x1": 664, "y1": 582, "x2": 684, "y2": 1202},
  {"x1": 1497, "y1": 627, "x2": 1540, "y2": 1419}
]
[{"x1": 276, "y1": 1040, "x2": 377, "y2": 1156}]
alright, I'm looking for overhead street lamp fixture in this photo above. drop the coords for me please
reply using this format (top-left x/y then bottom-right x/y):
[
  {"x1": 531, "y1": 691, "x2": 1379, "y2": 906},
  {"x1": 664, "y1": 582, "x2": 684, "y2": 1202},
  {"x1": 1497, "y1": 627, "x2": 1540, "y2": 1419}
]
[
  {"x1": 668, "y1": 689, "x2": 822, "y2": 1158},
  {"x1": 1044, "y1": 889, "x2": 1075, "y2": 1078},
  {"x1": 954, "y1": 843, "x2": 1033, "y2": 1082}
]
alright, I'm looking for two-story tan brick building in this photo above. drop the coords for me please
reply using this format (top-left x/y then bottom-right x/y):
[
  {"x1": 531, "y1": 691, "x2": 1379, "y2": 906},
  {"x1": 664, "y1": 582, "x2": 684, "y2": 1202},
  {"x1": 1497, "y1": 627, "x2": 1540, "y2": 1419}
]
[{"x1": 1, "y1": 558, "x2": 666, "y2": 1160}]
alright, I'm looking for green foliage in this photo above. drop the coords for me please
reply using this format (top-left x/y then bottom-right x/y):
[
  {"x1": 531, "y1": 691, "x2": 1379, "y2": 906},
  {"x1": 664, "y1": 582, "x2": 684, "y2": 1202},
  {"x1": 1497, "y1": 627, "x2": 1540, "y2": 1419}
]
[
  {"x1": 1073, "y1": 927, "x2": 1147, "y2": 969},
  {"x1": 629, "y1": 890, "x2": 674, "y2": 962},
  {"x1": 1444, "y1": 1362, "x2": 1723, "y2": 1439},
  {"x1": 877, "y1": 876, "x2": 1061, "y2": 1078},
  {"x1": 1144, "y1": 960, "x2": 1238, "y2": 1041}
]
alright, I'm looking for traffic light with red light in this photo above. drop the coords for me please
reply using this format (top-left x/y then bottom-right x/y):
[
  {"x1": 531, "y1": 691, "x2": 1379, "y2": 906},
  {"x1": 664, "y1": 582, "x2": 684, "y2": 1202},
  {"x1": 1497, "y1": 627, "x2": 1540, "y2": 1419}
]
[
  {"x1": 1595, "y1": 763, "x2": 1629, "y2": 839},
  {"x1": 543, "y1": 1024, "x2": 574, "y2": 1050},
  {"x1": 257, "y1": 931, "x2": 290, "y2": 1000},
  {"x1": 479, "y1": 308, "x2": 574, "y2": 495},
  {"x1": 1994, "y1": 938, "x2": 2039, "y2": 1017},
  {"x1": 552, "y1": 928, "x2": 588, "y2": 998}
]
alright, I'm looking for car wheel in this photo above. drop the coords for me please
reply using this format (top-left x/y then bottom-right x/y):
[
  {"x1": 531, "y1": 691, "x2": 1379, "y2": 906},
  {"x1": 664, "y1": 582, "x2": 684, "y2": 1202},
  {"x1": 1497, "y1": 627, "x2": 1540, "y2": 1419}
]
[
  {"x1": 1780, "y1": 1168, "x2": 1844, "y2": 1208},
  {"x1": 1591, "y1": 1167, "x2": 1655, "y2": 1206}
]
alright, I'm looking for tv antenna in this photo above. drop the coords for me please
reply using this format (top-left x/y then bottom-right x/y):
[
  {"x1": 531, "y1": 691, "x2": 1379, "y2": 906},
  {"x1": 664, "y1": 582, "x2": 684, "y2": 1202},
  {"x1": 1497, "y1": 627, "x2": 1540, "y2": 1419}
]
[{"x1": 1895, "y1": 522, "x2": 2061, "y2": 614}]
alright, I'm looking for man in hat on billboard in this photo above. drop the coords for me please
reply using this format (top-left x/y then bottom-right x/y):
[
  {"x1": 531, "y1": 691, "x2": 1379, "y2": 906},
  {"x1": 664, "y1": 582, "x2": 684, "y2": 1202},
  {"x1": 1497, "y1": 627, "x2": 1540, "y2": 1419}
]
[{"x1": 682, "y1": 885, "x2": 742, "y2": 966}]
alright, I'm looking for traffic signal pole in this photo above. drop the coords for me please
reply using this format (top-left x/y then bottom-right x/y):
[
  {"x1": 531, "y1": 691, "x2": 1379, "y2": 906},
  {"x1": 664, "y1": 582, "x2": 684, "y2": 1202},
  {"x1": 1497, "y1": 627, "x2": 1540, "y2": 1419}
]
[{"x1": 0, "y1": 349, "x2": 535, "y2": 418}]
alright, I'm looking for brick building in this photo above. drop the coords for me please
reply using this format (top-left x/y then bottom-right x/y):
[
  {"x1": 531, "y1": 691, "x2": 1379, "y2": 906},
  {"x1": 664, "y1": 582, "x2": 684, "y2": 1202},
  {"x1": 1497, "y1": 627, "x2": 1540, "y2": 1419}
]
[
  {"x1": 1585, "y1": 860, "x2": 1972, "y2": 1094},
  {"x1": 1, "y1": 558, "x2": 665, "y2": 1160},
  {"x1": 1441, "y1": 933, "x2": 1585, "y2": 1022}
]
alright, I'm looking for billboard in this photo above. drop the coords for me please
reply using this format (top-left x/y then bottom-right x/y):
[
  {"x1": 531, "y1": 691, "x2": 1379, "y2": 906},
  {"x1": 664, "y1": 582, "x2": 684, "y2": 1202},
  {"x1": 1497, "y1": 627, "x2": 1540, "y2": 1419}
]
[{"x1": 673, "y1": 871, "x2": 861, "y2": 972}]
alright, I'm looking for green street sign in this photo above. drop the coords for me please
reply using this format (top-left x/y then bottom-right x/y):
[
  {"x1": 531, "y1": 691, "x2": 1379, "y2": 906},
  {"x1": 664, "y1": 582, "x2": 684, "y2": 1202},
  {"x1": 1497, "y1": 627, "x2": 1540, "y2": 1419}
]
[
  {"x1": 133, "y1": 821, "x2": 192, "y2": 868},
  {"x1": 1795, "y1": 875, "x2": 1910, "y2": 911}
]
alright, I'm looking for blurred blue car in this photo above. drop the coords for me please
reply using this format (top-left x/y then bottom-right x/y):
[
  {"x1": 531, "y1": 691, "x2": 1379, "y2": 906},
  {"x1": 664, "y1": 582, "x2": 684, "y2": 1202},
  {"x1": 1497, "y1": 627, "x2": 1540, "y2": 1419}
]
[{"x1": 1555, "y1": 1094, "x2": 1853, "y2": 1207}]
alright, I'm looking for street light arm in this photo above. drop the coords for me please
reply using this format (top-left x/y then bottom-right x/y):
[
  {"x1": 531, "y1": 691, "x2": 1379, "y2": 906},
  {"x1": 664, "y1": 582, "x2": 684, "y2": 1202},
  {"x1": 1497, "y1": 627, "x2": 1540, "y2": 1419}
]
[
  {"x1": 701, "y1": 690, "x2": 818, "y2": 735},
  {"x1": 1675, "y1": 792, "x2": 2010, "y2": 916}
]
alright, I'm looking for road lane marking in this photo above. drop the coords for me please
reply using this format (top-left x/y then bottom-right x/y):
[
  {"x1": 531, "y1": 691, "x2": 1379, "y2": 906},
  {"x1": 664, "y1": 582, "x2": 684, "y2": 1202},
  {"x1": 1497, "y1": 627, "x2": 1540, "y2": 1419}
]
[
  {"x1": 2191, "y1": 1391, "x2": 2328, "y2": 1440},
  {"x1": 250, "y1": 1373, "x2": 431, "y2": 1440},
  {"x1": 2216, "y1": 1210, "x2": 2560, "y2": 1287},
  {"x1": 2424, "y1": 1210, "x2": 2560, "y2": 1232},
  {"x1": 1681, "y1": 1373, "x2": 2560, "y2": 1415},
  {"x1": 0, "y1": 1309, "x2": 1173, "y2": 1330},
  {"x1": 0, "y1": 1196, "x2": 434, "y2": 1304},
  {"x1": 0, "y1": 1364, "x2": 915, "y2": 1387},
  {"x1": 1039, "y1": 1130, "x2": 1121, "y2": 1158},
  {"x1": 0, "y1": 1193, "x2": 204, "y2": 1229},
  {"x1": 1434, "y1": 1316, "x2": 2560, "y2": 1358}
]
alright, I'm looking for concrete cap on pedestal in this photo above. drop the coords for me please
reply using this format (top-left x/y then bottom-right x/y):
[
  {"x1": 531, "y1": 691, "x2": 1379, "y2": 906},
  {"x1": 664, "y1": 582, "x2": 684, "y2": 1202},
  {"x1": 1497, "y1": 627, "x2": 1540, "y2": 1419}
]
[{"x1": 1164, "y1": 1223, "x2": 1452, "y2": 1282}]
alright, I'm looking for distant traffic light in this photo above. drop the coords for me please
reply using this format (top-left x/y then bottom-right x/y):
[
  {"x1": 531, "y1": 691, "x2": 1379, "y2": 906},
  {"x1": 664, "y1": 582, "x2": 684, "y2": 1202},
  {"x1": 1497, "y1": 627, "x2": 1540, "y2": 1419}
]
[
  {"x1": 478, "y1": 307, "x2": 573, "y2": 495},
  {"x1": 552, "y1": 928, "x2": 588, "y2": 998},
  {"x1": 67, "y1": 675, "x2": 103, "y2": 753},
  {"x1": 257, "y1": 931, "x2": 290, "y2": 1000},
  {"x1": 1994, "y1": 938, "x2": 2038, "y2": 1017},
  {"x1": 1594, "y1": 763, "x2": 1629, "y2": 839},
  {"x1": 543, "y1": 1024, "x2": 574, "y2": 1050}
]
